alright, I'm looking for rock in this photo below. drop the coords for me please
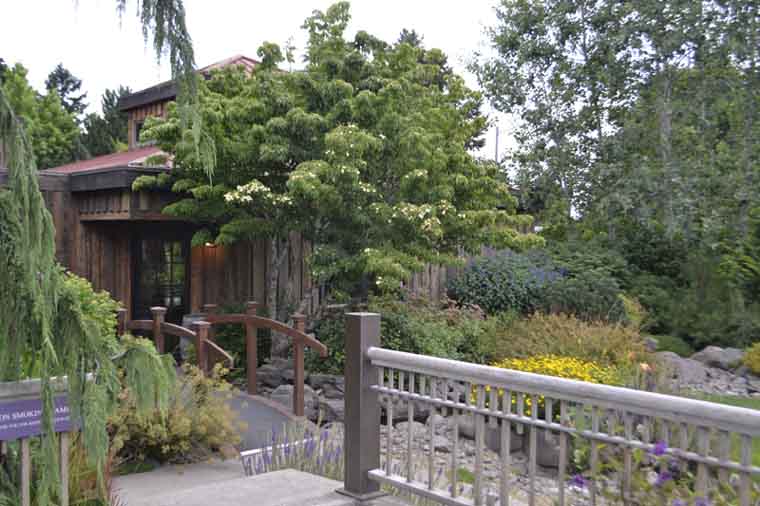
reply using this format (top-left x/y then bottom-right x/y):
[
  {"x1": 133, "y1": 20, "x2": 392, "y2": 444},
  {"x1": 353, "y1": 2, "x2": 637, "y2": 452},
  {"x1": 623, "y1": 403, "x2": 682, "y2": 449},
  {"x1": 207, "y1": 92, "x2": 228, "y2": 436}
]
[
  {"x1": 269, "y1": 384, "x2": 318, "y2": 419},
  {"x1": 427, "y1": 413, "x2": 448, "y2": 434},
  {"x1": 396, "y1": 421, "x2": 426, "y2": 436},
  {"x1": 645, "y1": 336, "x2": 659, "y2": 352},
  {"x1": 691, "y1": 346, "x2": 745, "y2": 371},
  {"x1": 318, "y1": 398, "x2": 345, "y2": 423},
  {"x1": 308, "y1": 374, "x2": 344, "y2": 390},
  {"x1": 534, "y1": 430, "x2": 560, "y2": 468},
  {"x1": 257, "y1": 364, "x2": 285, "y2": 388},
  {"x1": 453, "y1": 414, "x2": 524, "y2": 454},
  {"x1": 747, "y1": 377, "x2": 760, "y2": 393},
  {"x1": 656, "y1": 351, "x2": 708, "y2": 385},
  {"x1": 432, "y1": 435, "x2": 451, "y2": 453}
]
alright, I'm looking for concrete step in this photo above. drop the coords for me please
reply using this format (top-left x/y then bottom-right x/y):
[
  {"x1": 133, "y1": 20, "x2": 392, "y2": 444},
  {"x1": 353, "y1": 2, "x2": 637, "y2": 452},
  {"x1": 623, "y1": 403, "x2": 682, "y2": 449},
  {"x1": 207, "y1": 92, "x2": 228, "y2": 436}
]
[{"x1": 113, "y1": 466, "x2": 409, "y2": 506}]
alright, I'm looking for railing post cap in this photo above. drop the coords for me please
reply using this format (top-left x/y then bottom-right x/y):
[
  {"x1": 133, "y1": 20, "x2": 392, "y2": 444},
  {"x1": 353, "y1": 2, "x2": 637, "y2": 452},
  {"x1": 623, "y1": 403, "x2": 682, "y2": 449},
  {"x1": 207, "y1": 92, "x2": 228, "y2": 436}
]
[
  {"x1": 346, "y1": 312, "x2": 380, "y2": 317},
  {"x1": 150, "y1": 306, "x2": 168, "y2": 314},
  {"x1": 193, "y1": 320, "x2": 211, "y2": 329},
  {"x1": 292, "y1": 313, "x2": 306, "y2": 320}
]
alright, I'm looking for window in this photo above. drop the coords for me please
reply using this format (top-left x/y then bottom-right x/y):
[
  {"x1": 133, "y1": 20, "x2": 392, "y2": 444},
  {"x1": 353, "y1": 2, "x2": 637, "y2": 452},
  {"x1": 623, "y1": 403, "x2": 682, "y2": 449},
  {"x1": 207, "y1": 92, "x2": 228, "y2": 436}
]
[{"x1": 134, "y1": 120, "x2": 145, "y2": 145}]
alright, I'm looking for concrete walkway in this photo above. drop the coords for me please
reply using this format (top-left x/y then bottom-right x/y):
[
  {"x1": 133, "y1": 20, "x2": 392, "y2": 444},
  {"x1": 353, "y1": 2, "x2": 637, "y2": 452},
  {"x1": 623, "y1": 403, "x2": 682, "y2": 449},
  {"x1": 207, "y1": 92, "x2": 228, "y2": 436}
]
[
  {"x1": 227, "y1": 391, "x2": 293, "y2": 450},
  {"x1": 114, "y1": 467, "x2": 409, "y2": 506}
]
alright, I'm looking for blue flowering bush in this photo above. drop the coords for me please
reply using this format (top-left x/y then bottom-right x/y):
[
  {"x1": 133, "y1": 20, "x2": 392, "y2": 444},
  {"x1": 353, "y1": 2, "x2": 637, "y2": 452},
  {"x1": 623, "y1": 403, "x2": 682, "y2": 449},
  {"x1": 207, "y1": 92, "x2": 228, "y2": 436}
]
[
  {"x1": 571, "y1": 438, "x2": 760, "y2": 506},
  {"x1": 449, "y1": 249, "x2": 629, "y2": 323},
  {"x1": 448, "y1": 250, "x2": 561, "y2": 315}
]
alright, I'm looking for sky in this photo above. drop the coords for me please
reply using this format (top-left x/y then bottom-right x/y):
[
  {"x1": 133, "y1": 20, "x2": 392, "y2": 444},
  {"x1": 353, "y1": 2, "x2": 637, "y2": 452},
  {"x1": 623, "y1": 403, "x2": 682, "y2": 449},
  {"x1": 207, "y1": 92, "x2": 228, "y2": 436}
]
[{"x1": 1, "y1": 0, "x2": 512, "y2": 158}]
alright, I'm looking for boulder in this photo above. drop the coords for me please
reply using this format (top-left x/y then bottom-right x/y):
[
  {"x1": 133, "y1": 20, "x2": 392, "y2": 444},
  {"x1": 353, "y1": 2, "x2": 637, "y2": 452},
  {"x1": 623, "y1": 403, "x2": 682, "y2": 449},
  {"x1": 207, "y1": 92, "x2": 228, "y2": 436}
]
[
  {"x1": 656, "y1": 351, "x2": 708, "y2": 385},
  {"x1": 318, "y1": 398, "x2": 345, "y2": 423},
  {"x1": 257, "y1": 364, "x2": 285, "y2": 388},
  {"x1": 691, "y1": 346, "x2": 745, "y2": 371},
  {"x1": 308, "y1": 374, "x2": 344, "y2": 390},
  {"x1": 645, "y1": 336, "x2": 659, "y2": 353},
  {"x1": 534, "y1": 430, "x2": 560, "y2": 468},
  {"x1": 269, "y1": 384, "x2": 319, "y2": 420},
  {"x1": 453, "y1": 414, "x2": 524, "y2": 454}
]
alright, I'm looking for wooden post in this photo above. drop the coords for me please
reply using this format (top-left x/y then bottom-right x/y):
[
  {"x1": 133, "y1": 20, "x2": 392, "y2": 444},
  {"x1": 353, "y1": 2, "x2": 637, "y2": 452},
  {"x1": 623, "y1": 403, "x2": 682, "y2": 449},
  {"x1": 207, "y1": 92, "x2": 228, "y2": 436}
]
[
  {"x1": 203, "y1": 304, "x2": 218, "y2": 350},
  {"x1": 292, "y1": 314, "x2": 306, "y2": 417},
  {"x1": 338, "y1": 312, "x2": 383, "y2": 500},
  {"x1": 21, "y1": 438, "x2": 30, "y2": 506},
  {"x1": 245, "y1": 302, "x2": 259, "y2": 395},
  {"x1": 193, "y1": 321, "x2": 211, "y2": 373},
  {"x1": 116, "y1": 308, "x2": 127, "y2": 336},
  {"x1": 60, "y1": 433, "x2": 69, "y2": 506},
  {"x1": 150, "y1": 307, "x2": 167, "y2": 354}
]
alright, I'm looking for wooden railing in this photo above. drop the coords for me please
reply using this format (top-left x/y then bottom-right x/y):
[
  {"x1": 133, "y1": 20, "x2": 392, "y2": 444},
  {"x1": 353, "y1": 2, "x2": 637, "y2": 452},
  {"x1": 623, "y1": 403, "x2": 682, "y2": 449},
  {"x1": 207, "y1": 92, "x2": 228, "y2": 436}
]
[
  {"x1": 117, "y1": 302, "x2": 328, "y2": 417},
  {"x1": 341, "y1": 313, "x2": 760, "y2": 506},
  {"x1": 200, "y1": 302, "x2": 328, "y2": 417},
  {"x1": 0, "y1": 378, "x2": 74, "y2": 506}
]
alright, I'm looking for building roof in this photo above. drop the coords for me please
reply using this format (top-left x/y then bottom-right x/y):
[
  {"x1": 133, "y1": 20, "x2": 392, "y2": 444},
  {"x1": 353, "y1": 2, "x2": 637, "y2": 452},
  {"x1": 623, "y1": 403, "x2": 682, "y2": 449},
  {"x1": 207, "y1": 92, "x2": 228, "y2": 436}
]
[
  {"x1": 44, "y1": 145, "x2": 165, "y2": 174},
  {"x1": 118, "y1": 54, "x2": 260, "y2": 112}
]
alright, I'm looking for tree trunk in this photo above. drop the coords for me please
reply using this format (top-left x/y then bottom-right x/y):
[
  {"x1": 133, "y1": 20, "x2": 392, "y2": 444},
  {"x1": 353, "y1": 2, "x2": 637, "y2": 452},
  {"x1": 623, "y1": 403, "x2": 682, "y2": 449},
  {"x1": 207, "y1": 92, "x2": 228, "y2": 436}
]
[
  {"x1": 658, "y1": 68, "x2": 676, "y2": 236},
  {"x1": 267, "y1": 235, "x2": 290, "y2": 359}
]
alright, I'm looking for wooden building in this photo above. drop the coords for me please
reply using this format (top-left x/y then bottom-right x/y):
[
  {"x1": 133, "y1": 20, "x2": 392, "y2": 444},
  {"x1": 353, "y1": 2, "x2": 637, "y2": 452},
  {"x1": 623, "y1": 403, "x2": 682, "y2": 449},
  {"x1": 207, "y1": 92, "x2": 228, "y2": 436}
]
[{"x1": 0, "y1": 55, "x2": 316, "y2": 324}]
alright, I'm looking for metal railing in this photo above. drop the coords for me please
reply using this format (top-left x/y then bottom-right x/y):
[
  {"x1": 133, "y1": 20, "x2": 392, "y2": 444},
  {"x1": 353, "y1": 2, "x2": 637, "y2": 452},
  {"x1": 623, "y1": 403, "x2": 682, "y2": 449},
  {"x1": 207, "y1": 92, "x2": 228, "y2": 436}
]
[{"x1": 340, "y1": 313, "x2": 760, "y2": 506}]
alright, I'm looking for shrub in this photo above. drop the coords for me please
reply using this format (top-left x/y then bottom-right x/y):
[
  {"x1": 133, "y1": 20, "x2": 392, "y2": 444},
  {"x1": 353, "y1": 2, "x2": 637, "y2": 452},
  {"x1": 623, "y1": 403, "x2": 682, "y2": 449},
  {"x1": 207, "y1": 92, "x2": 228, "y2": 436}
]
[
  {"x1": 448, "y1": 250, "x2": 560, "y2": 315},
  {"x1": 542, "y1": 269, "x2": 628, "y2": 323},
  {"x1": 110, "y1": 364, "x2": 244, "y2": 465},
  {"x1": 483, "y1": 313, "x2": 648, "y2": 375},
  {"x1": 745, "y1": 342, "x2": 760, "y2": 375},
  {"x1": 653, "y1": 334, "x2": 694, "y2": 357},
  {"x1": 307, "y1": 297, "x2": 505, "y2": 373}
]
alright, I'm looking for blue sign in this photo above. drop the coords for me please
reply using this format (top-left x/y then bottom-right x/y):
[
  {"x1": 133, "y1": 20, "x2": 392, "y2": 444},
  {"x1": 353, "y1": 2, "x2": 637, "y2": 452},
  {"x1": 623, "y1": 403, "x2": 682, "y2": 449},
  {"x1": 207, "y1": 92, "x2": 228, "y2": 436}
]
[{"x1": 0, "y1": 396, "x2": 72, "y2": 441}]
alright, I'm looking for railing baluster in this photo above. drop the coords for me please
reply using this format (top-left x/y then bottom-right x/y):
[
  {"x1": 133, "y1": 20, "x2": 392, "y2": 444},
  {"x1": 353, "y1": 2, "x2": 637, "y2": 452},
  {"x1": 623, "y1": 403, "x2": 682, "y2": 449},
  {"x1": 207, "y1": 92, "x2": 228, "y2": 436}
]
[
  {"x1": 452, "y1": 407, "x2": 459, "y2": 498},
  {"x1": 474, "y1": 384, "x2": 485, "y2": 506},
  {"x1": 407, "y1": 372, "x2": 414, "y2": 484},
  {"x1": 695, "y1": 426, "x2": 709, "y2": 497},
  {"x1": 529, "y1": 394, "x2": 538, "y2": 506},
  {"x1": 489, "y1": 386, "x2": 498, "y2": 429},
  {"x1": 623, "y1": 413, "x2": 633, "y2": 505},
  {"x1": 428, "y1": 379, "x2": 437, "y2": 490},
  {"x1": 590, "y1": 405, "x2": 599, "y2": 506},
  {"x1": 516, "y1": 393, "x2": 525, "y2": 435},
  {"x1": 544, "y1": 398, "x2": 553, "y2": 442},
  {"x1": 740, "y1": 434, "x2": 751, "y2": 506},
  {"x1": 558, "y1": 401, "x2": 568, "y2": 506},
  {"x1": 500, "y1": 408, "x2": 511, "y2": 506},
  {"x1": 386, "y1": 368, "x2": 393, "y2": 476},
  {"x1": 717, "y1": 429, "x2": 730, "y2": 483},
  {"x1": 678, "y1": 422, "x2": 689, "y2": 473}
]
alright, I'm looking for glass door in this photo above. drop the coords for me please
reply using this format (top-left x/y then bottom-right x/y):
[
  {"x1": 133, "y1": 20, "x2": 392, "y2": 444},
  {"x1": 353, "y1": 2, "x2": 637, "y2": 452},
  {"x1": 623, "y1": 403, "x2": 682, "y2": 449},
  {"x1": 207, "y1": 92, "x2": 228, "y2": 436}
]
[{"x1": 132, "y1": 235, "x2": 189, "y2": 324}]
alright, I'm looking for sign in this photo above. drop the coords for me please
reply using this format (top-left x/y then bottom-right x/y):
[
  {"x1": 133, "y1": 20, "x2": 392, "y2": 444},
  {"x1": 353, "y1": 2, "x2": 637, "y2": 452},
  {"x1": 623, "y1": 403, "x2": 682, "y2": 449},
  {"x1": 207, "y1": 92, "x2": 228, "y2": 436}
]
[{"x1": 0, "y1": 396, "x2": 72, "y2": 441}]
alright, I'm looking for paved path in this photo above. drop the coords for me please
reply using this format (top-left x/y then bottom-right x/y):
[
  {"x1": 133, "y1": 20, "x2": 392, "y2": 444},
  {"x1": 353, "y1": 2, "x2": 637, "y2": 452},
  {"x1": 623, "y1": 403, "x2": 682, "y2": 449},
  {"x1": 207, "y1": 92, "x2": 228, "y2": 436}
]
[
  {"x1": 114, "y1": 468, "x2": 409, "y2": 506},
  {"x1": 226, "y1": 392, "x2": 293, "y2": 451}
]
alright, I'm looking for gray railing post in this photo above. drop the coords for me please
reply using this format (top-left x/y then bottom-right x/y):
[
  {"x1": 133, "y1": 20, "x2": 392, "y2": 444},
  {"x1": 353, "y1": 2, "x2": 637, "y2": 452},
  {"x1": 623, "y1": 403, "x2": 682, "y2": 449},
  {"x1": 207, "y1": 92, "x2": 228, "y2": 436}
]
[{"x1": 338, "y1": 312, "x2": 385, "y2": 501}]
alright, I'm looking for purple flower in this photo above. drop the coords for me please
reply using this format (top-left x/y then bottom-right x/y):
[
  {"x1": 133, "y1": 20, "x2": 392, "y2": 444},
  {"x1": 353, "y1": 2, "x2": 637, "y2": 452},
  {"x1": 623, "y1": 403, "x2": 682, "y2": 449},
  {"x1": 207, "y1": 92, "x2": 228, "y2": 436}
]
[
  {"x1": 695, "y1": 498, "x2": 710, "y2": 506},
  {"x1": 652, "y1": 441, "x2": 668, "y2": 456},
  {"x1": 671, "y1": 500, "x2": 686, "y2": 506},
  {"x1": 569, "y1": 474, "x2": 587, "y2": 489},
  {"x1": 655, "y1": 470, "x2": 672, "y2": 487}
]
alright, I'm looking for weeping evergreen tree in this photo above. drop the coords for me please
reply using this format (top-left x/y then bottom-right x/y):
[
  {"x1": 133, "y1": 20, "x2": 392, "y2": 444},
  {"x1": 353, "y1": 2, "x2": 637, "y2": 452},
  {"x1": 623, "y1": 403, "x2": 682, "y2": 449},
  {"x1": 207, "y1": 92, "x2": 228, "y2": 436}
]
[{"x1": 0, "y1": 1, "x2": 208, "y2": 504}]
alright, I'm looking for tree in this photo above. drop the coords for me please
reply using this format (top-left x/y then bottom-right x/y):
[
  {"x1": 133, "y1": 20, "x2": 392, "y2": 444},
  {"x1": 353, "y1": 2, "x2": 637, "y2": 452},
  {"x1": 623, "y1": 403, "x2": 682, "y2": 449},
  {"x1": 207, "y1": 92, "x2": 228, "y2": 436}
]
[
  {"x1": 45, "y1": 63, "x2": 87, "y2": 119},
  {"x1": 1, "y1": 63, "x2": 82, "y2": 169},
  {"x1": 138, "y1": 2, "x2": 541, "y2": 356},
  {"x1": 0, "y1": 2, "x2": 199, "y2": 503},
  {"x1": 82, "y1": 86, "x2": 131, "y2": 156},
  {"x1": 0, "y1": 58, "x2": 7, "y2": 84},
  {"x1": 397, "y1": 28, "x2": 423, "y2": 47}
]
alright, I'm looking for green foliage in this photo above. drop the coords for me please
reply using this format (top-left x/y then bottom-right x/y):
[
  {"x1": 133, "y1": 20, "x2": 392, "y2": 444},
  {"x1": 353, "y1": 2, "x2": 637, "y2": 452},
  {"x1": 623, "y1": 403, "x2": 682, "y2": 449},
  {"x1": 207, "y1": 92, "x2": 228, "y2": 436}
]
[
  {"x1": 82, "y1": 86, "x2": 131, "y2": 157},
  {"x1": 450, "y1": 249, "x2": 627, "y2": 323},
  {"x1": 45, "y1": 63, "x2": 87, "y2": 119},
  {"x1": 745, "y1": 342, "x2": 760, "y2": 375},
  {"x1": 483, "y1": 313, "x2": 649, "y2": 375},
  {"x1": 542, "y1": 270, "x2": 627, "y2": 324},
  {"x1": 307, "y1": 312, "x2": 346, "y2": 375},
  {"x1": 110, "y1": 364, "x2": 243, "y2": 465},
  {"x1": 1, "y1": 62, "x2": 82, "y2": 169},
  {"x1": 143, "y1": 3, "x2": 541, "y2": 306},
  {"x1": 653, "y1": 335, "x2": 695, "y2": 358},
  {"x1": 448, "y1": 251, "x2": 559, "y2": 315}
]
